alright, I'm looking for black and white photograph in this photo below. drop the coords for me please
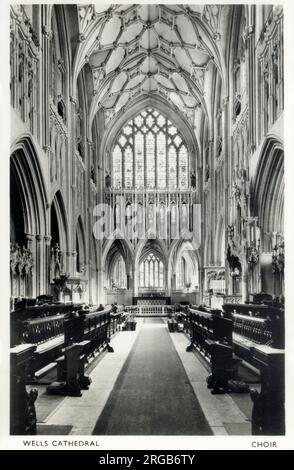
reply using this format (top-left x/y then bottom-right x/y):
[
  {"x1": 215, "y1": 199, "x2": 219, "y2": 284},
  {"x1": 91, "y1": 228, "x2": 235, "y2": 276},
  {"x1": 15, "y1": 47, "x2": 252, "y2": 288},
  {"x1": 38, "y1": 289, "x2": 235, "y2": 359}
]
[{"x1": 1, "y1": 0, "x2": 293, "y2": 452}]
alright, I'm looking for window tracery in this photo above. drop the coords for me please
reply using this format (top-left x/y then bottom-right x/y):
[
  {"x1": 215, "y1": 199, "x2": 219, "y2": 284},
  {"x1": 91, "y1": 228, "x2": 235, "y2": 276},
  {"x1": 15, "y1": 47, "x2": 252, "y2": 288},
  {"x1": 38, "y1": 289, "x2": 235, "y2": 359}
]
[
  {"x1": 139, "y1": 253, "x2": 164, "y2": 288},
  {"x1": 112, "y1": 108, "x2": 189, "y2": 190}
]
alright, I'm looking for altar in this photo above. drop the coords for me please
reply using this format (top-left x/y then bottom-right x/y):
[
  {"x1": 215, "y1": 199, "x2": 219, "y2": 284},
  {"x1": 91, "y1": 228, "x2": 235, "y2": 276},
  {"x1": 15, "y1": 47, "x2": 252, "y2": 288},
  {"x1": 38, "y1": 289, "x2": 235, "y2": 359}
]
[{"x1": 133, "y1": 296, "x2": 171, "y2": 306}]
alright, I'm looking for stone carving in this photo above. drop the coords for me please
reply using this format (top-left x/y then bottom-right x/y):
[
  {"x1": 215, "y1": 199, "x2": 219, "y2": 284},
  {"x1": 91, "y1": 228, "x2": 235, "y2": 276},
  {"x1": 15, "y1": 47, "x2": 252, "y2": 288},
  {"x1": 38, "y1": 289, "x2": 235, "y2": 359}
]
[
  {"x1": 50, "y1": 243, "x2": 64, "y2": 278},
  {"x1": 202, "y1": 5, "x2": 221, "y2": 40},
  {"x1": 25, "y1": 389, "x2": 38, "y2": 434},
  {"x1": 10, "y1": 243, "x2": 34, "y2": 275},
  {"x1": 247, "y1": 245, "x2": 259, "y2": 267},
  {"x1": 78, "y1": 4, "x2": 95, "y2": 32},
  {"x1": 226, "y1": 244, "x2": 242, "y2": 273}
]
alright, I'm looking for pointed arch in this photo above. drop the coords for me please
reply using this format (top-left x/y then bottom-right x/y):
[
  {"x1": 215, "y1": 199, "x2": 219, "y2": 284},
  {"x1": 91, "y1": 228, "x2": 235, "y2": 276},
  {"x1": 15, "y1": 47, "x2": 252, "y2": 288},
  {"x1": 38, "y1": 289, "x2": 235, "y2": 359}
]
[
  {"x1": 51, "y1": 190, "x2": 69, "y2": 253},
  {"x1": 104, "y1": 239, "x2": 132, "y2": 290},
  {"x1": 134, "y1": 238, "x2": 168, "y2": 270},
  {"x1": 251, "y1": 136, "x2": 284, "y2": 250},
  {"x1": 10, "y1": 135, "x2": 48, "y2": 236},
  {"x1": 100, "y1": 96, "x2": 199, "y2": 177},
  {"x1": 102, "y1": 231, "x2": 134, "y2": 269}
]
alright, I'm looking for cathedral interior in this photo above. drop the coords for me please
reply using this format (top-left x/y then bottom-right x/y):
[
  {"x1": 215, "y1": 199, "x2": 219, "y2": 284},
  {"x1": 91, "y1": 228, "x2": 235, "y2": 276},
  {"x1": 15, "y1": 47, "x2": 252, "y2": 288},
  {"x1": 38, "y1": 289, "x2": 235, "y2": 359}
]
[{"x1": 9, "y1": 4, "x2": 284, "y2": 438}]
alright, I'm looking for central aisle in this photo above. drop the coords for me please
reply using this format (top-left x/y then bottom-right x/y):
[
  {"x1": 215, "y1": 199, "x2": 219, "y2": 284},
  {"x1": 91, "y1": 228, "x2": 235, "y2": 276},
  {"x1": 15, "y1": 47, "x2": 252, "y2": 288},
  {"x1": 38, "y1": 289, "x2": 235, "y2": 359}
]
[{"x1": 92, "y1": 318, "x2": 212, "y2": 435}]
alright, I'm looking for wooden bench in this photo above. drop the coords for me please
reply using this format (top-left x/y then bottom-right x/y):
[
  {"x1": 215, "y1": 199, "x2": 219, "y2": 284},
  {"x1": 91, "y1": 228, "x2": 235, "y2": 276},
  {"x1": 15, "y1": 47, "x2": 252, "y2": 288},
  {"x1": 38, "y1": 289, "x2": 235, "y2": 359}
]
[
  {"x1": 186, "y1": 307, "x2": 236, "y2": 392},
  {"x1": 10, "y1": 301, "x2": 125, "y2": 382},
  {"x1": 223, "y1": 302, "x2": 285, "y2": 435},
  {"x1": 10, "y1": 344, "x2": 38, "y2": 434}
]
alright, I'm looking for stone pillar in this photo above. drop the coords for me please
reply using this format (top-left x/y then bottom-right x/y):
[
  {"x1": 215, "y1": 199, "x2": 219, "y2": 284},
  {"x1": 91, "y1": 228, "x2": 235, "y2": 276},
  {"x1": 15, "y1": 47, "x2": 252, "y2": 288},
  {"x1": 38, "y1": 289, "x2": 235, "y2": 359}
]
[
  {"x1": 41, "y1": 25, "x2": 52, "y2": 149},
  {"x1": 44, "y1": 235, "x2": 52, "y2": 294},
  {"x1": 65, "y1": 251, "x2": 71, "y2": 274},
  {"x1": 71, "y1": 251, "x2": 77, "y2": 276},
  {"x1": 222, "y1": 96, "x2": 230, "y2": 295},
  {"x1": 199, "y1": 267, "x2": 204, "y2": 303},
  {"x1": 133, "y1": 266, "x2": 138, "y2": 297},
  {"x1": 242, "y1": 247, "x2": 249, "y2": 303},
  {"x1": 35, "y1": 235, "x2": 43, "y2": 296},
  {"x1": 97, "y1": 268, "x2": 105, "y2": 304},
  {"x1": 245, "y1": 23, "x2": 256, "y2": 152}
]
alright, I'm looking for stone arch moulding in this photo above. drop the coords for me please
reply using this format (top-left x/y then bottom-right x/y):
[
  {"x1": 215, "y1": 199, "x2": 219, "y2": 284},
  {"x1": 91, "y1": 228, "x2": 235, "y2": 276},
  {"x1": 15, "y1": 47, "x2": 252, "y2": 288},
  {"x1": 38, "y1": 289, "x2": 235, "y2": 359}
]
[
  {"x1": 102, "y1": 232, "x2": 134, "y2": 270},
  {"x1": 167, "y1": 239, "x2": 202, "y2": 294},
  {"x1": 173, "y1": 240, "x2": 200, "y2": 287},
  {"x1": 134, "y1": 238, "x2": 168, "y2": 272},
  {"x1": 251, "y1": 136, "x2": 284, "y2": 237},
  {"x1": 106, "y1": 247, "x2": 128, "y2": 289},
  {"x1": 10, "y1": 134, "x2": 48, "y2": 237},
  {"x1": 134, "y1": 238, "x2": 168, "y2": 295},
  {"x1": 105, "y1": 239, "x2": 132, "y2": 276}
]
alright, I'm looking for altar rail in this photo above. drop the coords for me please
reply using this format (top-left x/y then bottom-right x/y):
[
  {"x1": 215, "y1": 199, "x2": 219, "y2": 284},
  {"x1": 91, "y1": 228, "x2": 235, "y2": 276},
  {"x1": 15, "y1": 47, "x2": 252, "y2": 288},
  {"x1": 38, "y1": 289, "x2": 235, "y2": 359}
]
[{"x1": 125, "y1": 305, "x2": 174, "y2": 316}]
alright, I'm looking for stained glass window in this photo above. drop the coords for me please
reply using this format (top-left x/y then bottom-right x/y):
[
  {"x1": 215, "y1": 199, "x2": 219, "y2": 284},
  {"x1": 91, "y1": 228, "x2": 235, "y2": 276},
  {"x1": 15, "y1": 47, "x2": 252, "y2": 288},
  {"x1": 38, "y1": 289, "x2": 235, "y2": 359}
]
[
  {"x1": 113, "y1": 145, "x2": 122, "y2": 189},
  {"x1": 111, "y1": 108, "x2": 190, "y2": 190},
  {"x1": 124, "y1": 146, "x2": 133, "y2": 188},
  {"x1": 139, "y1": 252, "x2": 164, "y2": 288},
  {"x1": 179, "y1": 146, "x2": 188, "y2": 188},
  {"x1": 157, "y1": 132, "x2": 166, "y2": 188},
  {"x1": 177, "y1": 257, "x2": 186, "y2": 288},
  {"x1": 146, "y1": 132, "x2": 155, "y2": 188},
  {"x1": 168, "y1": 146, "x2": 177, "y2": 189},
  {"x1": 135, "y1": 132, "x2": 144, "y2": 189}
]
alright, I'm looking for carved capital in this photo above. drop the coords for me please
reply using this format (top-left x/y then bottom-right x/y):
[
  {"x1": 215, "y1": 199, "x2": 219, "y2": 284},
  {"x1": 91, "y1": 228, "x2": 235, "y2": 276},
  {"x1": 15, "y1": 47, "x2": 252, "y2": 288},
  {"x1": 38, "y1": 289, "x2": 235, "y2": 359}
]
[
  {"x1": 42, "y1": 25, "x2": 52, "y2": 39},
  {"x1": 44, "y1": 235, "x2": 52, "y2": 245},
  {"x1": 25, "y1": 234, "x2": 35, "y2": 243}
]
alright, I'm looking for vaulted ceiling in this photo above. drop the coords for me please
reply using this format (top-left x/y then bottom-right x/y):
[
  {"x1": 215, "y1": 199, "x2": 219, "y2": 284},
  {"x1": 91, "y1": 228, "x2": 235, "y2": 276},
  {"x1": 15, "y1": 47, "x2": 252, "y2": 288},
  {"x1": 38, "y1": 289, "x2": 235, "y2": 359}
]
[{"x1": 75, "y1": 4, "x2": 227, "y2": 129}]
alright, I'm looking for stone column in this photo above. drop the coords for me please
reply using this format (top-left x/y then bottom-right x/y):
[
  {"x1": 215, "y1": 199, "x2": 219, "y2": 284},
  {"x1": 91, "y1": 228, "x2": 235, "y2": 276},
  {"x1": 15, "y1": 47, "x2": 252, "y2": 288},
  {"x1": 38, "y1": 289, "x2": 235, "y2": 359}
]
[
  {"x1": 97, "y1": 268, "x2": 105, "y2": 304},
  {"x1": 71, "y1": 251, "x2": 77, "y2": 276},
  {"x1": 44, "y1": 235, "x2": 52, "y2": 294},
  {"x1": 241, "y1": 247, "x2": 249, "y2": 303},
  {"x1": 41, "y1": 25, "x2": 52, "y2": 149},
  {"x1": 35, "y1": 235, "x2": 44, "y2": 296},
  {"x1": 199, "y1": 267, "x2": 204, "y2": 303},
  {"x1": 133, "y1": 265, "x2": 138, "y2": 297},
  {"x1": 222, "y1": 96, "x2": 230, "y2": 295},
  {"x1": 245, "y1": 23, "x2": 256, "y2": 153}
]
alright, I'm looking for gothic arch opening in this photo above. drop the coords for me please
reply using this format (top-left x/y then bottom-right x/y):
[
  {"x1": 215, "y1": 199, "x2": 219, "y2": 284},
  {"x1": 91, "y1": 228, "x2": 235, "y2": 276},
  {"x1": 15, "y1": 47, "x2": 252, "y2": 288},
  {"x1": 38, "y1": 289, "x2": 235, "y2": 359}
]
[
  {"x1": 251, "y1": 137, "x2": 284, "y2": 296},
  {"x1": 10, "y1": 137, "x2": 48, "y2": 301},
  {"x1": 50, "y1": 191, "x2": 69, "y2": 280},
  {"x1": 104, "y1": 239, "x2": 132, "y2": 305}
]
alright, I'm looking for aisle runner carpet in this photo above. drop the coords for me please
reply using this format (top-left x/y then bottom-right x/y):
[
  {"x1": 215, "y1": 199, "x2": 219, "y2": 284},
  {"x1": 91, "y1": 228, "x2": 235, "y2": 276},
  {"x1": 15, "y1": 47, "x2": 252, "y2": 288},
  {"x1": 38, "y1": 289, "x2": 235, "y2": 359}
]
[{"x1": 92, "y1": 318, "x2": 212, "y2": 435}]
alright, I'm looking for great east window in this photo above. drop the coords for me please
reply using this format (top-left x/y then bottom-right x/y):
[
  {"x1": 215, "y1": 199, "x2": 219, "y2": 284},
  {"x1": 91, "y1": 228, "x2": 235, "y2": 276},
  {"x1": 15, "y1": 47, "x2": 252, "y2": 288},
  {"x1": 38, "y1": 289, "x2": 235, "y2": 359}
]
[{"x1": 112, "y1": 108, "x2": 189, "y2": 190}]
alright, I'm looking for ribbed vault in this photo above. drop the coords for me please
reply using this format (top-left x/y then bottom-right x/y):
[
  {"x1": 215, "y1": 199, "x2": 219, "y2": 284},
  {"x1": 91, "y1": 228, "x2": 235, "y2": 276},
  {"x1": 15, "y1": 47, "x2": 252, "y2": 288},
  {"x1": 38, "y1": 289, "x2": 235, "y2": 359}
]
[{"x1": 74, "y1": 4, "x2": 226, "y2": 129}]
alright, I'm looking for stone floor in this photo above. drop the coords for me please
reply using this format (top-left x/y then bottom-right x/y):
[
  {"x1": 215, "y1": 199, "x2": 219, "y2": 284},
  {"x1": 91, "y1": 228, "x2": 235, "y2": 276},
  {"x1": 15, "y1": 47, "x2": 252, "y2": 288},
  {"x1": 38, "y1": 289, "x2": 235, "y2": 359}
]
[{"x1": 35, "y1": 318, "x2": 254, "y2": 436}]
